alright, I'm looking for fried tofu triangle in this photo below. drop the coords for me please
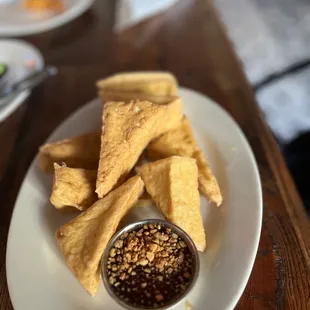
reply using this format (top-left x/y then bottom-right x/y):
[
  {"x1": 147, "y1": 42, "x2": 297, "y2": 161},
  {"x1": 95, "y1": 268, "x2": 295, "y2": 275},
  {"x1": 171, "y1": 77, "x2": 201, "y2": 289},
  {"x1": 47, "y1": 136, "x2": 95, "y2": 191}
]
[
  {"x1": 98, "y1": 91, "x2": 178, "y2": 106},
  {"x1": 96, "y1": 98, "x2": 182, "y2": 198},
  {"x1": 137, "y1": 156, "x2": 206, "y2": 252},
  {"x1": 96, "y1": 72, "x2": 178, "y2": 104},
  {"x1": 50, "y1": 164, "x2": 97, "y2": 212},
  {"x1": 55, "y1": 176, "x2": 144, "y2": 296},
  {"x1": 147, "y1": 117, "x2": 222, "y2": 206},
  {"x1": 39, "y1": 131, "x2": 101, "y2": 173}
]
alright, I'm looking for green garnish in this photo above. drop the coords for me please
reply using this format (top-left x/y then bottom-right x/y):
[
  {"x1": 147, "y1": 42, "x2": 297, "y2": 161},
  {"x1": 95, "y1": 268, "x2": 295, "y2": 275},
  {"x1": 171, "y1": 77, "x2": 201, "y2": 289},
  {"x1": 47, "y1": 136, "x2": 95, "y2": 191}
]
[{"x1": 0, "y1": 63, "x2": 7, "y2": 77}]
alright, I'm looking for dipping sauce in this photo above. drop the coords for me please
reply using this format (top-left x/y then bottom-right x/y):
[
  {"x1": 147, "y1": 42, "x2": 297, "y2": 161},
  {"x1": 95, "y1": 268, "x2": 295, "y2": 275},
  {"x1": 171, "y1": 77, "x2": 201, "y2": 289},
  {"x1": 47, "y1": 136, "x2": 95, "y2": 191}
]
[{"x1": 105, "y1": 222, "x2": 195, "y2": 309}]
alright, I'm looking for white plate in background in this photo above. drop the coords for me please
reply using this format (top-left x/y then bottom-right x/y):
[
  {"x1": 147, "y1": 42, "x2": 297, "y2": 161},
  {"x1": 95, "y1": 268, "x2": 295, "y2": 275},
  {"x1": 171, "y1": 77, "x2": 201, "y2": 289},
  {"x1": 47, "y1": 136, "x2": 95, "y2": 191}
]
[
  {"x1": 0, "y1": 0, "x2": 94, "y2": 36},
  {"x1": 6, "y1": 87, "x2": 262, "y2": 310},
  {"x1": 0, "y1": 39, "x2": 44, "y2": 122},
  {"x1": 115, "y1": 0, "x2": 178, "y2": 32}
]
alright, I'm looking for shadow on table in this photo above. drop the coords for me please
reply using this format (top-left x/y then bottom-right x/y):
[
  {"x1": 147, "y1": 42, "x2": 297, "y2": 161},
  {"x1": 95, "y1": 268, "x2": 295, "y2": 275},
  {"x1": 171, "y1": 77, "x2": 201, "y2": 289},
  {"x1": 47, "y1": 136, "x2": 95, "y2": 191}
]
[{"x1": 283, "y1": 131, "x2": 310, "y2": 215}]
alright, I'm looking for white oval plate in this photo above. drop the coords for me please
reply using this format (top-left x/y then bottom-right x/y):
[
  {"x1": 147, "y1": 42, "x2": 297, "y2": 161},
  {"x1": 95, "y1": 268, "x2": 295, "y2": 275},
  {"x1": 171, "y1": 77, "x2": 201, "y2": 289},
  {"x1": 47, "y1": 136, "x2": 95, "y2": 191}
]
[
  {"x1": 0, "y1": 39, "x2": 44, "y2": 122},
  {"x1": 6, "y1": 87, "x2": 262, "y2": 310},
  {"x1": 0, "y1": 0, "x2": 94, "y2": 37}
]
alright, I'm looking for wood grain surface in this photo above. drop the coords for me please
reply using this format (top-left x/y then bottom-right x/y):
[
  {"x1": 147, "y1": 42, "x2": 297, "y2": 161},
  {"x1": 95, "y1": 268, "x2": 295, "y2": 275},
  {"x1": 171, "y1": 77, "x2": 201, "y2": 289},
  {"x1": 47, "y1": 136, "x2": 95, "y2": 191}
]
[{"x1": 0, "y1": 0, "x2": 309, "y2": 309}]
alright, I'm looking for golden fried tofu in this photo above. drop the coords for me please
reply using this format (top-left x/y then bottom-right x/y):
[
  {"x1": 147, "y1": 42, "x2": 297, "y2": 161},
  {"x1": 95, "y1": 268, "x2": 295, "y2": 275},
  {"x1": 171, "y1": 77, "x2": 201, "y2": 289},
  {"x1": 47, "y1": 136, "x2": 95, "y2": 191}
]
[
  {"x1": 96, "y1": 72, "x2": 178, "y2": 104},
  {"x1": 96, "y1": 98, "x2": 182, "y2": 198},
  {"x1": 50, "y1": 164, "x2": 97, "y2": 212},
  {"x1": 39, "y1": 131, "x2": 101, "y2": 173},
  {"x1": 55, "y1": 175, "x2": 144, "y2": 296},
  {"x1": 147, "y1": 117, "x2": 222, "y2": 206},
  {"x1": 137, "y1": 156, "x2": 206, "y2": 252},
  {"x1": 98, "y1": 90, "x2": 179, "y2": 105}
]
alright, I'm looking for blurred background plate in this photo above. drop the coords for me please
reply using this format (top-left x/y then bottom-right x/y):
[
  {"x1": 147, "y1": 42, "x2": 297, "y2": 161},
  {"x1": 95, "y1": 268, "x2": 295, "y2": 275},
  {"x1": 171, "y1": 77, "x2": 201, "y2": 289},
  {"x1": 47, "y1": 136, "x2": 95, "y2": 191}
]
[
  {"x1": 0, "y1": 39, "x2": 44, "y2": 122},
  {"x1": 0, "y1": 0, "x2": 94, "y2": 36}
]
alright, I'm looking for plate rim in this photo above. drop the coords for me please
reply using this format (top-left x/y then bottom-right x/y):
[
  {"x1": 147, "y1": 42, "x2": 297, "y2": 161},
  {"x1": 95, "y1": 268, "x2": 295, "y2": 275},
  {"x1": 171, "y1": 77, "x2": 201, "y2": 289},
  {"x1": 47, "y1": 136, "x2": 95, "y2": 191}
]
[
  {"x1": 0, "y1": 0, "x2": 95, "y2": 36},
  {"x1": 6, "y1": 87, "x2": 263, "y2": 310}
]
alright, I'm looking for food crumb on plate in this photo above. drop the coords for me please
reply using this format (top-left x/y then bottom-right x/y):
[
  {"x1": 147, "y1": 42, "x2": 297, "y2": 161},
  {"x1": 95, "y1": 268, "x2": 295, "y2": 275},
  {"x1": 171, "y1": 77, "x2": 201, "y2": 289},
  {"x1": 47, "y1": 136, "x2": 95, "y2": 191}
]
[{"x1": 186, "y1": 300, "x2": 194, "y2": 310}]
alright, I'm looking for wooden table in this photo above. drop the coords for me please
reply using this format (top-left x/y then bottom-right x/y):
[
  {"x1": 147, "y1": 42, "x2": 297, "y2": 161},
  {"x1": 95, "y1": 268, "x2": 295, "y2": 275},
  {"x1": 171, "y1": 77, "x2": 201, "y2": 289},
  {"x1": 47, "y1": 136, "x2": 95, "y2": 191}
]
[{"x1": 1, "y1": 0, "x2": 310, "y2": 309}]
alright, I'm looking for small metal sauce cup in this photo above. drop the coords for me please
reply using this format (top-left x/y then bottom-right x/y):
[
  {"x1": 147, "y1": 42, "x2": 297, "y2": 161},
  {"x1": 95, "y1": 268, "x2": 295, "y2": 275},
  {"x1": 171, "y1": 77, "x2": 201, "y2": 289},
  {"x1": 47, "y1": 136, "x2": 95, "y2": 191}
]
[{"x1": 101, "y1": 219, "x2": 200, "y2": 310}]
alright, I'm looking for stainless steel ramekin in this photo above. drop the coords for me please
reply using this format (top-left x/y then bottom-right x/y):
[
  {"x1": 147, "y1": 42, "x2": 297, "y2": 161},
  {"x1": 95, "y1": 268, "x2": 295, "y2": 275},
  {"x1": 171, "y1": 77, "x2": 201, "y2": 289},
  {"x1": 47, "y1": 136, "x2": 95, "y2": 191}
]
[{"x1": 101, "y1": 219, "x2": 200, "y2": 310}]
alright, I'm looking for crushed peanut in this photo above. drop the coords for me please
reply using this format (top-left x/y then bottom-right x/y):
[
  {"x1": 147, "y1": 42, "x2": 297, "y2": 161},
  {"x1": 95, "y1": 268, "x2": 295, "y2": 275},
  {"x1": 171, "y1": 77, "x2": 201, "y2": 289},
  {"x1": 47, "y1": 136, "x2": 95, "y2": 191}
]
[{"x1": 106, "y1": 223, "x2": 194, "y2": 308}]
